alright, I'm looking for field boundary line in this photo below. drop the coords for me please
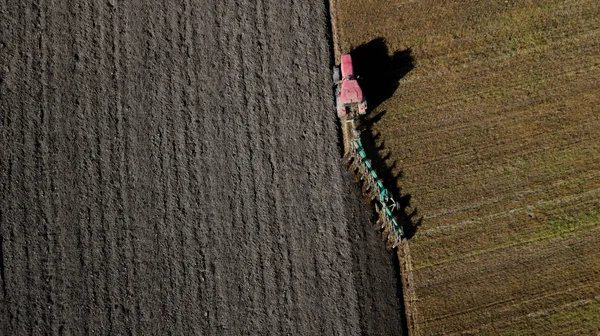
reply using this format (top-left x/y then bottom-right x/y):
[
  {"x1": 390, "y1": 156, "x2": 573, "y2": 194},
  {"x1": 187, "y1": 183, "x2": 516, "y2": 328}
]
[
  {"x1": 327, "y1": 0, "x2": 341, "y2": 61},
  {"x1": 398, "y1": 243, "x2": 418, "y2": 336}
]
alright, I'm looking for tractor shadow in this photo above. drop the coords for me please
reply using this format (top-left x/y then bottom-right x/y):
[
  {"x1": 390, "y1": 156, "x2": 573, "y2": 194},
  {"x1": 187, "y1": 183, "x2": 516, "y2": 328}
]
[
  {"x1": 350, "y1": 38, "x2": 421, "y2": 239},
  {"x1": 350, "y1": 37, "x2": 414, "y2": 113}
]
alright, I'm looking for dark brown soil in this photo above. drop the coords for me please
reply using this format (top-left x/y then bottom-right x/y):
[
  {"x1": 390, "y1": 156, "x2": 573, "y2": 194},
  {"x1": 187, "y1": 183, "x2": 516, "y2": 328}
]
[{"x1": 0, "y1": 0, "x2": 404, "y2": 334}]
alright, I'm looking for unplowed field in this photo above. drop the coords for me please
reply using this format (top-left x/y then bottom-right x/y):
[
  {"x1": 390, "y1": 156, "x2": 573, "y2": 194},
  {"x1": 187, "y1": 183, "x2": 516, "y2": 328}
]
[
  {"x1": 0, "y1": 0, "x2": 405, "y2": 334},
  {"x1": 332, "y1": 0, "x2": 600, "y2": 335}
]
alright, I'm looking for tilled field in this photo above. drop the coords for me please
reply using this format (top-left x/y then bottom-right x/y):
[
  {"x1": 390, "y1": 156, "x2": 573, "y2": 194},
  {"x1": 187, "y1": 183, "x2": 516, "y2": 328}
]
[{"x1": 0, "y1": 0, "x2": 405, "y2": 334}]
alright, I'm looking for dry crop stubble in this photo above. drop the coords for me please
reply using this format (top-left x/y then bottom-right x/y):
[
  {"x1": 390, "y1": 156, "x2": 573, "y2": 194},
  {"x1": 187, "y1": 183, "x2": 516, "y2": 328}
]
[{"x1": 332, "y1": 0, "x2": 600, "y2": 334}]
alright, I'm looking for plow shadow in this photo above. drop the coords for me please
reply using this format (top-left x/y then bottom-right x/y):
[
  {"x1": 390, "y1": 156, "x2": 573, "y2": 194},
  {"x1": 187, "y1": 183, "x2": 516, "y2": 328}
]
[{"x1": 358, "y1": 111, "x2": 422, "y2": 240}]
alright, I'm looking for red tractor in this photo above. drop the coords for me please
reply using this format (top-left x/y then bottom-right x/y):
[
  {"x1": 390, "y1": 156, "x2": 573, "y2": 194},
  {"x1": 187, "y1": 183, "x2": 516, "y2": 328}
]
[{"x1": 333, "y1": 54, "x2": 367, "y2": 119}]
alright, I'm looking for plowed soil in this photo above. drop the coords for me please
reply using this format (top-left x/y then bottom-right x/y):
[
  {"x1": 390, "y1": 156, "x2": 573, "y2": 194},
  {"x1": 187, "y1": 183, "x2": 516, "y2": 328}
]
[
  {"x1": 332, "y1": 0, "x2": 600, "y2": 335},
  {"x1": 0, "y1": 0, "x2": 405, "y2": 334}
]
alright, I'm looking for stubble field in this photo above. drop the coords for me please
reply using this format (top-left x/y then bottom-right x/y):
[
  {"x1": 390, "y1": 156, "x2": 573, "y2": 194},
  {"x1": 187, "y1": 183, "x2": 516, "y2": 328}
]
[
  {"x1": 332, "y1": 0, "x2": 600, "y2": 335},
  {"x1": 0, "y1": 0, "x2": 405, "y2": 334}
]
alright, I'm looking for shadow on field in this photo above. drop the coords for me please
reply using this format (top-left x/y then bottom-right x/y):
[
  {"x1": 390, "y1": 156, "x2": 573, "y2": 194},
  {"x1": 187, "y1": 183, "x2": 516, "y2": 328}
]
[
  {"x1": 350, "y1": 37, "x2": 414, "y2": 112},
  {"x1": 351, "y1": 38, "x2": 422, "y2": 239},
  {"x1": 339, "y1": 38, "x2": 419, "y2": 336},
  {"x1": 358, "y1": 111, "x2": 422, "y2": 240}
]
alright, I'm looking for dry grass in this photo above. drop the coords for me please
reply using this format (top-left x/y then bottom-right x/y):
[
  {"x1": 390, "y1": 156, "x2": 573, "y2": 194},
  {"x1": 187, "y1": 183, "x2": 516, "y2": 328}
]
[{"x1": 332, "y1": 0, "x2": 600, "y2": 334}]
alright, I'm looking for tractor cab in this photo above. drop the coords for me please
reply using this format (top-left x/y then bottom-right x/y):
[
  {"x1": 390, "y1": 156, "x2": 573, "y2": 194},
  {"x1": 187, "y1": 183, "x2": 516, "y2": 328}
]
[{"x1": 333, "y1": 54, "x2": 367, "y2": 118}]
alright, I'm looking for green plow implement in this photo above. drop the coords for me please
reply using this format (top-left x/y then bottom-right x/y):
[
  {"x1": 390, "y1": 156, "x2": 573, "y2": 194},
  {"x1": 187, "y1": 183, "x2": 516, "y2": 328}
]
[{"x1": 348, "y1": 135, "x2": 403, "y2": 248}]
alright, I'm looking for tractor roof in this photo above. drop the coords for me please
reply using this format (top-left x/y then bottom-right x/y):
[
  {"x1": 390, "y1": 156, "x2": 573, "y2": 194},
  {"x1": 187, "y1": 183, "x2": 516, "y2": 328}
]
[{"x1": 340, "y1": 54, "x2": 354, "y2": 79}]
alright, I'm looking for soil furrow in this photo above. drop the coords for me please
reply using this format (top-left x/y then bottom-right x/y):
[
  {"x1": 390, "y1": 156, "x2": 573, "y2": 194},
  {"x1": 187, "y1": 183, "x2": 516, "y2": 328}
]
[
  {"x1": 281, "y1": 1, "x2": 320, "y2": 331},
  {"x1": 180, "y1": 3, "x2": 196, "y2": 331},
  {"x1": 20, "y1": 4, "x2": 40, "y2": 333},
  {"x1": 109, "y1": 1, "x2": 132, "y2": 333},
  {"x1": 236, "y1": 1, "x2": 267, "y2": 333},
  {"x1": 175, "y1": 1, "x2": 199, "y2": 333},
  {"x1": 163, "y1": 2, "x2": 185, "y2": 331},
  {"x1": 199, "y1": 4, "x2": 222, "y2": 333},
  {"x1": 116, "y1": 1, "x2": 138, "y2": 333},
  {"x1": 187, "y1": 1, "x2": 214, "y2": 333},
  {"x1": 262, "y1": 2, "x2": 296, "y2": 334},
  {"x1": 255, "y1": 1, "x2": 287, "y2": 333},
  {"x1": 39, "y1": 0, "x2": 66, "y2": 332},
  {"x1": 207, "y1": 1, "x2": 233, "y2": 333},
  {"x1": 92, "y1": 0, "x2": 117, "y2": 331},
  {"x1": 132, "y1": 4, "x2": 158, "y2": 332},
  {"x1": 77, "y1": 4, "x2": 96, "y2": 332},
  {"x1": 2, "y1": 5, "x2": 30, "y2": 329},
  {"x1": 226, "y1": 1, "x2": 249, "y2": 330},
  {"x1": 150, "y1": 4, "x2": 171, "y2": 331}
]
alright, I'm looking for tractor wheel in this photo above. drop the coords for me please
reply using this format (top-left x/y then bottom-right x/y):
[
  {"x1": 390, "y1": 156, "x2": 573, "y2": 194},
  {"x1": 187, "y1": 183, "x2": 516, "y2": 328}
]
[{"x1": 332, "y1": 66, "x2": 341, "y2": 83}]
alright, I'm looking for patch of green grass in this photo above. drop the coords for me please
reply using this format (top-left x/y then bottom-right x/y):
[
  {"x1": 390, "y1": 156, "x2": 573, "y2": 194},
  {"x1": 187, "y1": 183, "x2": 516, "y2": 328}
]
[{"x1": 535, "y1": 208, "x2": 600, "y2": 239}]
